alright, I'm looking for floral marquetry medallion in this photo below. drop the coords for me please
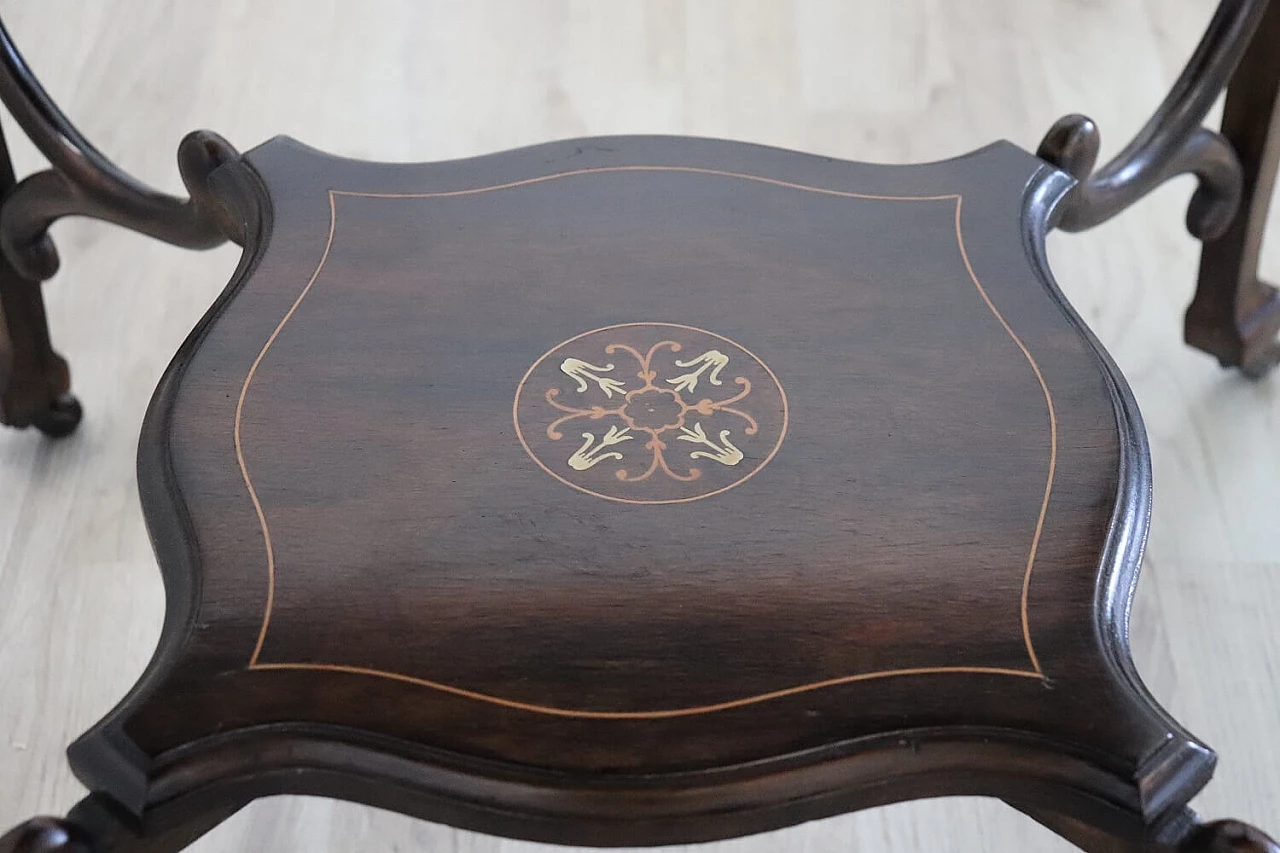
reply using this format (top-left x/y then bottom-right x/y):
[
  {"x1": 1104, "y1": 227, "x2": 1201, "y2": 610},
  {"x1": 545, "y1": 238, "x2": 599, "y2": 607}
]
[{"x1": 514, "y1": 322, "x2": 788, "y2": 503}]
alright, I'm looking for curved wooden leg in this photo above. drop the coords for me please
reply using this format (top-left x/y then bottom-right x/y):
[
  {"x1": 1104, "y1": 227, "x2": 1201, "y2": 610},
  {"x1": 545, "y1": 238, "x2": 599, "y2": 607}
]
[
  {"x1": 0, "y1": 13, "x2": 239, "y2": 438},
  {"x1": 1014, "y1": 802, "x2": 1278, "y2": 853},
  {"x1": 0, "y1": 121, "x2": 80, "y2": 438},
  {"x1": 0, "y1": 265, "x2": 81, "y2": 438},
  {"x1": 1188, "y1": 0, "x2": 1280, "y2": 377},
  {"x1": 0, "y1": 818, "x2": 93, "y2": 853},
  {"x1": 0, "y1": 795, "x2": 242, "y2": 853}
]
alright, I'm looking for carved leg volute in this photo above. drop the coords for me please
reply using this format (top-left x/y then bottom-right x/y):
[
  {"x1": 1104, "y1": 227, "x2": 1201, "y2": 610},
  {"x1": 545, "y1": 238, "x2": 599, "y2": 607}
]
[
  {"x1": 1037, "y1": 0, "x2": 1280, "y2": 376},
  {"x1": 0, "y1": 16, "x2": 240, "y2": 437},
  {"x1": 1187, "y1": 0, "x2": 1280, "y2": 377}
]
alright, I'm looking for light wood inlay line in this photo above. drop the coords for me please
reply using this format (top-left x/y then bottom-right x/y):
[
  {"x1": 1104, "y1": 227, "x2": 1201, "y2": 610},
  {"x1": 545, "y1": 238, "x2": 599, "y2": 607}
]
[
  {"x1": 251, "y1": 662, "x2": 1044, "y2": 720},
  {"x1": 329, "y1": 165, "x2": 961, "y2": 202},
  {"x1": 236, "y1": 192, "x2": 338, "y2": 668},
  {"x1": 953, "y1": 197, "x2": 1056, "y2": 676},
  {"x1": 235, "y1": 166, "x2": 1058, "y2": 711}
]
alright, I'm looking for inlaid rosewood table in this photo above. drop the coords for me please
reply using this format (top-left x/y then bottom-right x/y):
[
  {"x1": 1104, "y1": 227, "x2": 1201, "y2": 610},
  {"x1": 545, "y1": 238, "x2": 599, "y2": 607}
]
[{"x1": 1, "y1": 4, "x2": 1279, "y2": 853}]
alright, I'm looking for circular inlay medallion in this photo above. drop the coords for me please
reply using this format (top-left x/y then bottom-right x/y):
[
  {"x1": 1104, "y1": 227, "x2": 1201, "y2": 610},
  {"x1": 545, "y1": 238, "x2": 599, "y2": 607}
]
[{"x1": 514, "y1": 322, "x2": 788, "y2": 504}]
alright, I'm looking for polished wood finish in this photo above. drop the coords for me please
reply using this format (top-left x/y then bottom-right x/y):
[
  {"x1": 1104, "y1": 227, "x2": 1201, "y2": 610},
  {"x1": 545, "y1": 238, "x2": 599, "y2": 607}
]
[
  {"x1": 4, "y1": 5, "x2": 1279, "y2": 851},
  {"x1": 1189, "y1": 0, "x2": 1280, "y2": 376},
  {"x1": 50, "y1": 134, "x2": 1210, "y2": 848}
]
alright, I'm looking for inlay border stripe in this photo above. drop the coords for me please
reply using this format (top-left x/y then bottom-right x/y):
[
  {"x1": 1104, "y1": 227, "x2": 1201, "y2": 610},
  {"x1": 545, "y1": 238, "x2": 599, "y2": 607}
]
[{"x1": 232, "y1": 165, "x2": 1058, "y2": 717}]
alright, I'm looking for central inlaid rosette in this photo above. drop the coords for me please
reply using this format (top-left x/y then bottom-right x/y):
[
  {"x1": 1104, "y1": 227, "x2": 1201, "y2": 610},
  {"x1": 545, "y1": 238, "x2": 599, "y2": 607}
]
[
  {"x1": 621, "y1": 388, "x2": 687, "y2": 432},
  {"x1": 514, "y1": 323, "x2": 788, "y2": 504}
]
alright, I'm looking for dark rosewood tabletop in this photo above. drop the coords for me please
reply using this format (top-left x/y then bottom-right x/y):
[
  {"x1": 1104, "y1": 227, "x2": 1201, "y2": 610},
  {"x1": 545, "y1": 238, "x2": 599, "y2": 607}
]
[{"x1": 67, "y1": 135, "x2": 1206, "y2": 847}]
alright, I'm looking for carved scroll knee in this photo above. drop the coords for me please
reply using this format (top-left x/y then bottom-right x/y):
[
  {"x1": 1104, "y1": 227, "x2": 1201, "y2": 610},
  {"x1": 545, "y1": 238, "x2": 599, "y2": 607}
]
[
  {"x1": 1187, "y1": 0, "x2": 1280, "y2": 376},
  {"x1": 0, "y1": 16, "x2": 242, "y2": 435},
  {"x1": 1036, "y1": 0, "x2": 1280, "y2": 375}
]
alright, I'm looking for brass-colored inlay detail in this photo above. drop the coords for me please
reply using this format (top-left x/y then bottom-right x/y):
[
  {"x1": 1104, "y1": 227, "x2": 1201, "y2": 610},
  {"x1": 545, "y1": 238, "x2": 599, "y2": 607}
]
[
  {"x1": 513, "y1": 325, "x2": 786, "y2": 504},
  {"x1": 251, "y1": 662, "x2": 1042, "y2": 719},
  {"x1": 234, "y1": 164, "x2": 1058, "y2": 714}
]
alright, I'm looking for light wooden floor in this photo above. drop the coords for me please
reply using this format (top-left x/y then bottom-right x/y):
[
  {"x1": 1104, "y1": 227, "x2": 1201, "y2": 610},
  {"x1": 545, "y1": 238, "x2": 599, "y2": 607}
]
[{"x1": 0, "y1": 2, "x2": 1276, "y2": 851}]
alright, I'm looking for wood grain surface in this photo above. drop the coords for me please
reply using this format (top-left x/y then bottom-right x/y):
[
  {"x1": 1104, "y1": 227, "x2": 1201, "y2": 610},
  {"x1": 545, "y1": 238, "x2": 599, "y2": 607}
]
[
  {"x1": 0, "y1": 2, "x2": 1276, "y2": 852},
  {"x1": 50, "y1": 134, "x2": 1192, "y2": 845}
]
